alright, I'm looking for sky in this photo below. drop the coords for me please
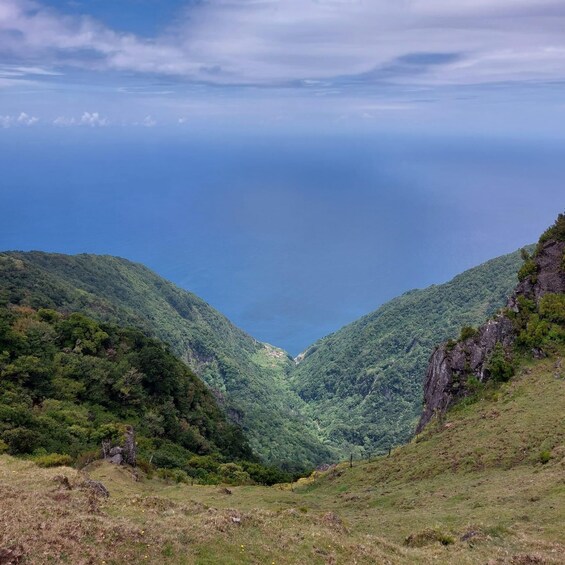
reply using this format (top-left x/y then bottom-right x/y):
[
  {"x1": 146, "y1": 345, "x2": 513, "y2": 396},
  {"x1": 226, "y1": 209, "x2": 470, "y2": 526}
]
[{"x1": 1, "y1": 1, "x2": 565, "y2": 354}]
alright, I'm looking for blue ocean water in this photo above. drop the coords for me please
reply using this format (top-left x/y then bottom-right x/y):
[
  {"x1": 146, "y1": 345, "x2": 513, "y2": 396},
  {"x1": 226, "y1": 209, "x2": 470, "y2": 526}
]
[{"x1": 1, "y1": 128, "x2": 563, "y2": 354}]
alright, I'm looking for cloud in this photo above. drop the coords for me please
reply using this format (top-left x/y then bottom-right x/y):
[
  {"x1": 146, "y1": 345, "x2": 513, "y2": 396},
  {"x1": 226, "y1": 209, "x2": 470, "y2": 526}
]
[
  {"x1": 53, "y1": 116, "x2": 76, "y2": 126},
  {"x1": 0, "y1": 111, "x2": 38, "y2": 127},
  {"x1": 80, "y1": 111, "x2": 108, "y2": 127},
  {"x1": 0, "y1": 0, "x2": 565, "y2": 89},
  {"x1": 53, "y1": 112, "x2": 108, "y2": 126},
  {"x1": 16, "y1": 111, "x2": 38, "y2": 125}
]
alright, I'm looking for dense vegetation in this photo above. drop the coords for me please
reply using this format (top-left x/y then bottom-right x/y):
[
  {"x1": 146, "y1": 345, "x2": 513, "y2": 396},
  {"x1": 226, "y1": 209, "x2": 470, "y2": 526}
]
[
  {"x1": 1, "y1": 346, "x2": 563, "y2": 564},
  {"x1": 0, "y1": 302, "x2": 298, "y2": 485},
  {"x1": 510, "y1": 215, "x2": 565, "y2": 355},
  {"x1": 289, "y1": 248, "x2": 529, "y2": 458},
  {"x1": 0, "y1": 252, "x2": 333, "y2": 470}
]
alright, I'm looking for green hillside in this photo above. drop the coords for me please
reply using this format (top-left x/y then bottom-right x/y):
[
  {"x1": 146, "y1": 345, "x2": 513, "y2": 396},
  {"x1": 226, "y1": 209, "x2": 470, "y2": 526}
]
[
  {"x1": 289, "y1": 248, "x2": 528, "y2": 458},
  {"x1": 0, "y1": 303, "x2": 259, "y2": 469},
  {"x1": 1, "y1": 347, "x2": 563, "y2": 564},
  {"x1": 0, "y1": 252, "x2": 333, "y2": 470}
]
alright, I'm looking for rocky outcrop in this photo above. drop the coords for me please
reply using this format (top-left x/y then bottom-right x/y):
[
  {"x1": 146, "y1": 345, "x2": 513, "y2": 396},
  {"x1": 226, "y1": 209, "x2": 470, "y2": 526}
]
[
  {"x1": 416, "y1": 236, "x2": 565, "y2": 434},
  {"x1": 102, "y1": 426, "x2": 137, "y2": 466},
  {"x1": 508, "y1": 239, "x2": 565, "y2": 308},
  {"x1": 416, "y1": 316, "x2": 514, "y2": 433}
]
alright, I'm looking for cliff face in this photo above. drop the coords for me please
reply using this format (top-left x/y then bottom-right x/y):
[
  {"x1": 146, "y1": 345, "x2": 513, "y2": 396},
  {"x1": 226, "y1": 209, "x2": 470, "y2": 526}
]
[
  {"x1": 508, "y1": 239, "x2": 565, "y2": 308},
  {"x1": 416, "y1": 236, "x2": 565, "y2": 434}
]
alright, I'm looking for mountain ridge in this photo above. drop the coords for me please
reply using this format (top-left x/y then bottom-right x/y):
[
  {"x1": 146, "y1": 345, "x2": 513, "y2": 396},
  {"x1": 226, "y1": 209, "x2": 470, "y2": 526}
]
[
  {"x1": 288, "y1": 246, "x2": 530, "y2": 457},
  {"x1": 0, "y1": 243, "x2": 531, "y2": 466},
  {"x1": 0, "y1": 251, "x2": 333, "y2": 470}
]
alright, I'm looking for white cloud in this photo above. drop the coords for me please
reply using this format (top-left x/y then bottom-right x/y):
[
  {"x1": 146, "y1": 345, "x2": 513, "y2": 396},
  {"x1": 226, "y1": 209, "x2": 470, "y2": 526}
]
[
  {"x1": 53, "y1": 116, "x2": 76, "y2": 126},
  {"x1": 16, "y1": 111, "x2": 38, "y2": 125},
  {"x1": 0, "y1": 111, "x2": 38, "y2": 127},
  {"x1": 53, "y1": 112, "x2": 108, "y2": 126},
  {"x1": 79, "y1": 111, "x2": 108, "y2": 127},
  {"x1": 0, "y1": 0, "x2": 565, "y2": 88},
  {"x1": 0, "y1": 115, "x2": 14, "y2": 128}
]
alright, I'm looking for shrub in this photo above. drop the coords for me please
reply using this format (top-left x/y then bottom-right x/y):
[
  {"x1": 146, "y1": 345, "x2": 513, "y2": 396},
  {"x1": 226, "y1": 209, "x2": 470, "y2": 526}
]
[
  {"x1": 537, "y1": 213, "x2": 565, "y2": 249},
  {"x1": 517, "y1": 258, "x2": 537, "y2": 282},
  {"x1": 34, "y1": 453, "x2": 73, "y2": 468},
  {"x1": 538, "y1": 450, "x2": 551, "y2": 465},
  {"x1": 486, "y1": 344, "x2": 515, "y2": 383},
  {"x1": 75, "y1": 449, "x2": 102, "y2": 469},
  {"x1": 0, "y1": 439, "x2": 8, "y2": 454},
  {"x1": 2, "y1": 427, "x2": 40, "y2": 455},
  {"x1": 539, "y1": 294, "x2": 565, "y2": 325},
  {"x1": 185, "y1": 454, "x2": 220, "y2": 473},
  {"x1": 157, "y1": 468, "x2": 189, "y2": 483},
  {"x1": 218, "y1": 462, "x2": 252, "y2": 485},
  {"x1": 460, "y1": 326, "x2": 478, "y2": 341},
  {"x1": 136, "y1": 457, "x2": 155, "y2": 478}
]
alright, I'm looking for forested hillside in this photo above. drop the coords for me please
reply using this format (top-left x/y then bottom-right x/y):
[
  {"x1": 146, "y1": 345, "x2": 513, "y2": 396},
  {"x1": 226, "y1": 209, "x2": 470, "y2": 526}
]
[
  {"x1": 0, "y1": 253, "x2": 333, "y2": 470},
  {"x1": 0, "y1": 246, "x2": 530, "y2": 466},
  {"x1": 1, "y1": 342, "x2": 563, "y2": 564},
  {"x1": 289, "y1": 248, "x2": 528, "y2": 457}
]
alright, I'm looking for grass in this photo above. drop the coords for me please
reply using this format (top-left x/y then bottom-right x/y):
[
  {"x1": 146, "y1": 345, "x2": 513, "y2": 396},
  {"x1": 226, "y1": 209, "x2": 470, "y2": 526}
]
[{"x1": 1, "y1": 352, "x2": 564, "y2": 564}]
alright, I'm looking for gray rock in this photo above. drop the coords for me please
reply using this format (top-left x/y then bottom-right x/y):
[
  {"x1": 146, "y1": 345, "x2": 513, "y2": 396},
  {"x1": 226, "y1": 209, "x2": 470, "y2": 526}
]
[
  {"x1": 109, "y1": 454, "x2": 123, "y2": 465},
  {"x1": 416, "y1": 238, "x2": 565, "y2": 434},
  {"x1": 122, "y1": 425, "x2": 137, "y2": 466}
]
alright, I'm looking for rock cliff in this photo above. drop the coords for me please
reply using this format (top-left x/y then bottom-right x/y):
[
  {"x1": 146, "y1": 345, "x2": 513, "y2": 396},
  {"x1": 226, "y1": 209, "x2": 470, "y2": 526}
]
[{"x1": 416, "y1": 224, "x2": 565, "y2": 434}]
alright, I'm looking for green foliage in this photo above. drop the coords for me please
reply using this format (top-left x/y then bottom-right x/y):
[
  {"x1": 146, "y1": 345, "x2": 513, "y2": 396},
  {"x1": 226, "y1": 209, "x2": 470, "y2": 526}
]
[
  {"x1": 515, "y1": 293, "x2": 565, "y2": 351},
  {"x1": 218, "y1": 462, "x2": 252, "y2": 485},
  {"x1": 33, "y1": 453, "x2": 73, "y2": 468},
  {"x1": 536, "y1": 212, "x2": 565, "y2": 250},
  {"x1": 538, "y1": 450, "x2": 551, "y2": 465},
  {"x1": 157, "y1": 468, "x2": 190, "y2": 483},
  {"x1": 75, "y1": 449, "x2": 101, "y2": 469},
  {"x1": 518, "y1": 258, "x2": 537, "y2": 282},
  {"x1": 2, "y1": 427, "x2": 40, "y2": 455},
  {"x1": 459, "y1": 326, "x2": 477, "y2": 341},
  {"x1": 290, "y1": 248, "x2": 528, "y2": 458},
  {"x1": 0, "y1": 251, "x2": 332, "y2": 470},
  {"x1": 486, "y1": 344, "x2": 515, "y2": 383},
  {"x1": 539, "y1": 293, "x2": 565, "y2": 324},
  {"x1": 0, "y1": 304, "x2": 256, "y2": 474}
]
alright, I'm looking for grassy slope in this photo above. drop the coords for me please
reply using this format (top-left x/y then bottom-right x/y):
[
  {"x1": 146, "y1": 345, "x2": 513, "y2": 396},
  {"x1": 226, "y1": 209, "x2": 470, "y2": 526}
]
[
  {"x1": 1, "y1": 350, "x2": 563, "y2": 564},
  {"x1": 289, "y1": 248, "x2": 528, "y2": 458},
  {"x1": 0, "y1": 252, "x2": 332, "y2": 469}
]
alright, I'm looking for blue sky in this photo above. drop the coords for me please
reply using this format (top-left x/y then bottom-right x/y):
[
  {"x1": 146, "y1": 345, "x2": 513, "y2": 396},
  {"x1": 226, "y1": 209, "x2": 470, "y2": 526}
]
[{"x1": 1, "y1": 1, "x2": 565, "y2": 353}]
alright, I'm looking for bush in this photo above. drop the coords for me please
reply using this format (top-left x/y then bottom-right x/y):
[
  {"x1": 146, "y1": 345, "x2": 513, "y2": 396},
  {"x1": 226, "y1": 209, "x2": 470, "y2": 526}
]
[
  {"x1": 460, "y1": 326, "x2": 477, "y2": 341},
  {"x1": 486, "y1": 344, "x2": 514, "y2": 383},
  {"x1": 185, "y1": 454, "x2": 220, "y2": 473},
  {"x1": 2, "y1": 427, "x2": 40, "y2": 455},
  {"x1": 518, "y1": 258, "x2": 537, "y2": 282},
  {"x1": 539, "y1": 294, "x2": 565, "y2": 325},
  {"x1": 0, "y1": 439, "x2": 8, "y2": 454},
  {"x1": 75, "y1": 449, "x2": 101, "y2": 469},
  {"x1": 537, "y1": 213, "x2": 565, "y2": 249},
  {"x1": 218, "y1": 462, "x2": 252, "y2": 485},
  {"x1": 136, "y1": 457, "x2": 155, "y2": 478},
  {"x1": 34, "y1": 453, "x2": 73, "y2": 468},
  {"x1": 538, "y1": 450, "x2": 551, "y2": 465}
]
